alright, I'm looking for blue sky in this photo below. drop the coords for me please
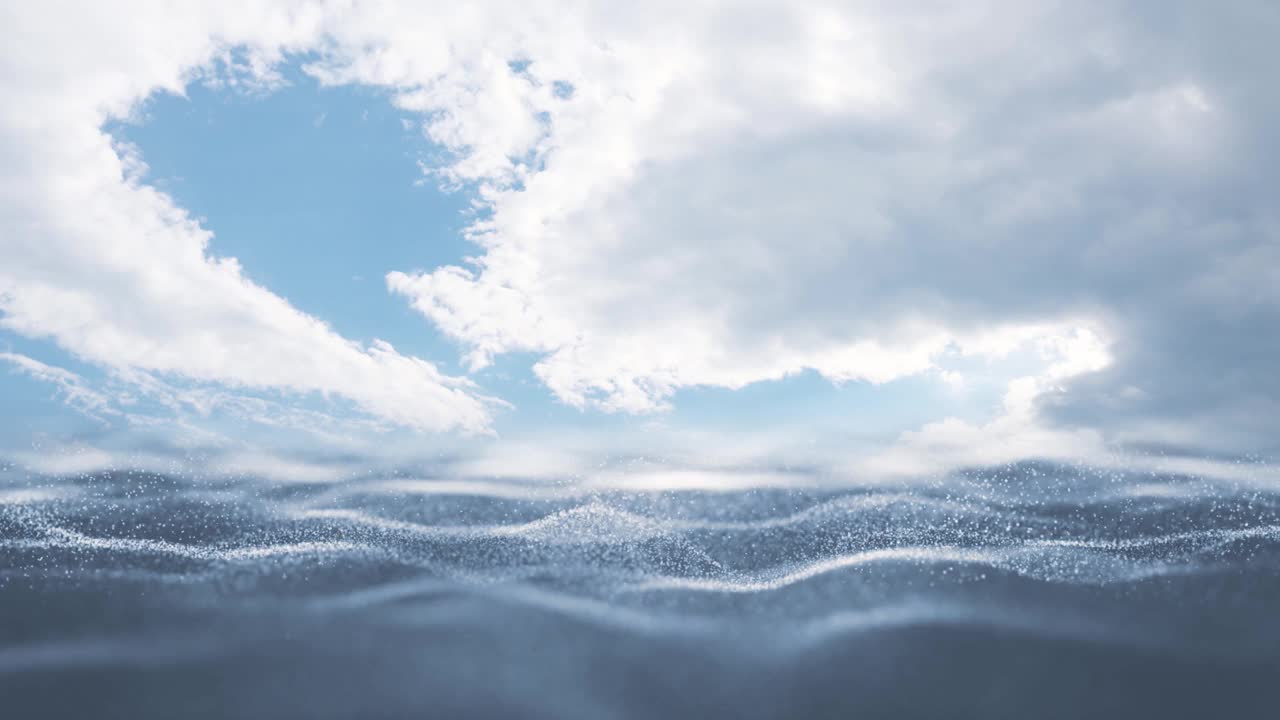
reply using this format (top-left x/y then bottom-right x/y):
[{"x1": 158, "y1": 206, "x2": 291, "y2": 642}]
[{"x1": 2, "y1": 2, "x2": 1277, "y2": 479}]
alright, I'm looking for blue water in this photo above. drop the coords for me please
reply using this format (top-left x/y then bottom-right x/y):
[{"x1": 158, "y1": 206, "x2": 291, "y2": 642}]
[{"x1": 1, "y1": 461, "x2": 1277, "y2": 718}]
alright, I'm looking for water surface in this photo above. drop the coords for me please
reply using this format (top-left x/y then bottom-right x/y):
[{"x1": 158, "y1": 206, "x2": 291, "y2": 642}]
[{"x1": 2, "y1": 461, "x2": 1277, "y2": 718}]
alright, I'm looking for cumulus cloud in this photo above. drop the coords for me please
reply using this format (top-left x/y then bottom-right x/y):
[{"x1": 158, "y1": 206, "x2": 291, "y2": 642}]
[
  {"x1": 356, "y1": 1, "x2": 1278, "y2": 453},
  {"x1": 2, "y1": 1, "x2": 1276, "y2": 454}
]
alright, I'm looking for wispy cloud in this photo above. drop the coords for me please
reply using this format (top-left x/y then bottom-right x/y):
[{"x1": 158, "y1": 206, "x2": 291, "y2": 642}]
[{"x1": 0, "y1": 353, "x2": 118, "y2": 422}]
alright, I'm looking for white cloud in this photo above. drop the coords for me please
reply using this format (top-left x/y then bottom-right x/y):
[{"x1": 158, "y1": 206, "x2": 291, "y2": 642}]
[
  {"x1": 3, "y1": 1, "x2": 1277, "y2": 455},
  {"x1": 351, "y1": 1, "x2": 1278, "y2": 456},
  {"x1": 852, "y1": 328, "x2": 1115, "y2": 478}
]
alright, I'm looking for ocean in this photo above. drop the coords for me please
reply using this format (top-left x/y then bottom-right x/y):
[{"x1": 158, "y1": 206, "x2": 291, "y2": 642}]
[{"x1": 1, "y1": 460, "x2": 1277, "y2": 718}]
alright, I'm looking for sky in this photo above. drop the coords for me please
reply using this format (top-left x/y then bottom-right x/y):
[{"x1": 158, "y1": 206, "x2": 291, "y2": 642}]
[{"x1": 1, "y1": 1, "x2": 1277, "y2": 482}]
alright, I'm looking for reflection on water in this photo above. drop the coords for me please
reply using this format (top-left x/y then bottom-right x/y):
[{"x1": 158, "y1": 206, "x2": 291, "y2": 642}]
[{"x1": 1, "y1": 461, "x2": 1278, "y2": 718}]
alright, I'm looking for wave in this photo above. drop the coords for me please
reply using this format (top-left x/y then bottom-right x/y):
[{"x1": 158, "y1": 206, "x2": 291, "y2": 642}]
[{"x1": 2, "y1": 461, "x2": 1279, "y2": 717}]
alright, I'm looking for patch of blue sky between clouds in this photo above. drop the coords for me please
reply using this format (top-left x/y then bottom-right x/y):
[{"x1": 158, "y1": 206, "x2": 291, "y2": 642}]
[{"x1": 107, "y1": 63, "x2": 473, "y2": 366}]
